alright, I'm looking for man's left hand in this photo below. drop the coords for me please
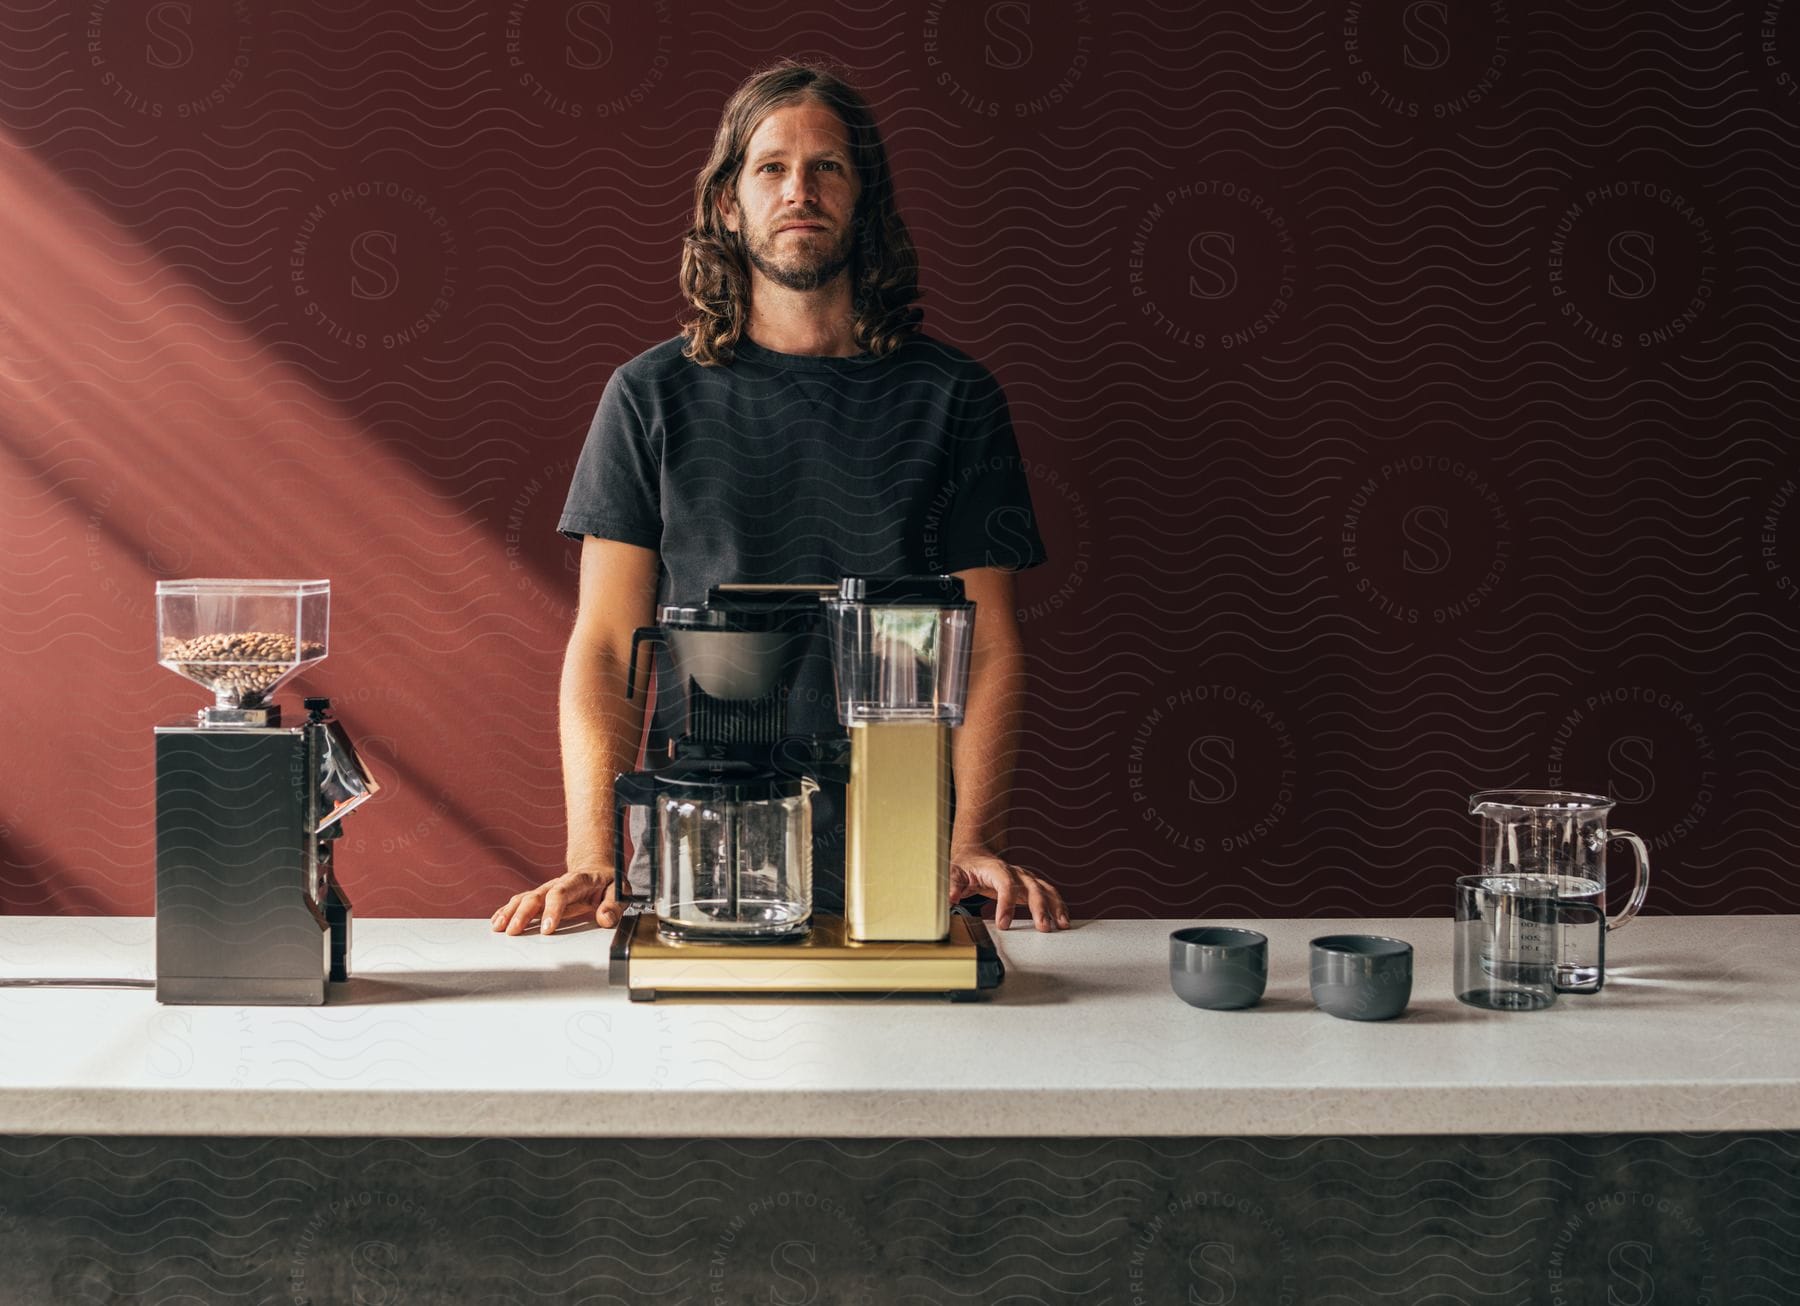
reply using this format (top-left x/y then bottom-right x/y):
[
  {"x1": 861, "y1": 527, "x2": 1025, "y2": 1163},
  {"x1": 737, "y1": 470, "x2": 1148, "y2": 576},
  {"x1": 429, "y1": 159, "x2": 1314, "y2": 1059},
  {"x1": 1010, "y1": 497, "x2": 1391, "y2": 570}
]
[{"x1": 949, "y1": 849, "x2": 1070, "y2": 932}]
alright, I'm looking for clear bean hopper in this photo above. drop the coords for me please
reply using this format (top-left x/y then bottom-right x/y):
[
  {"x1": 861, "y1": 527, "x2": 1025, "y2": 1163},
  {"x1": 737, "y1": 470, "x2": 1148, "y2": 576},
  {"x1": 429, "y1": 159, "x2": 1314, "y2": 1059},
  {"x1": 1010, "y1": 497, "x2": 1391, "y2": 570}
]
[{"x1": 157, "y1": 578, "x2": 328, "y2": 725}]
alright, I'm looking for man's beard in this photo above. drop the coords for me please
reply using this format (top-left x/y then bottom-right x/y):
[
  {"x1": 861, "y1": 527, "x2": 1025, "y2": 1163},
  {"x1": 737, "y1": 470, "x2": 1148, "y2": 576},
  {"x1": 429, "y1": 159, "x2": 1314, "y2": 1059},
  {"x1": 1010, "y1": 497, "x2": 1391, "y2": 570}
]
[{"x1": 744, "y1": 222, "x2": 854, "y2": 292}]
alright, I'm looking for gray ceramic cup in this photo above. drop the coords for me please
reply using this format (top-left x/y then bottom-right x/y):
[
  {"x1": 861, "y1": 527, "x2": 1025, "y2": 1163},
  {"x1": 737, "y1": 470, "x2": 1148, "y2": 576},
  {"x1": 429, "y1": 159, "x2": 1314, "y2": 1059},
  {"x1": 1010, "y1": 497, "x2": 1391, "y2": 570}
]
[
  {"x1": 1310, "y1": 935, "x2": 1414, "y2": 1021},
  {"x1": 1170, "y1": 927, "x2": 1268, "y2": 1010}
]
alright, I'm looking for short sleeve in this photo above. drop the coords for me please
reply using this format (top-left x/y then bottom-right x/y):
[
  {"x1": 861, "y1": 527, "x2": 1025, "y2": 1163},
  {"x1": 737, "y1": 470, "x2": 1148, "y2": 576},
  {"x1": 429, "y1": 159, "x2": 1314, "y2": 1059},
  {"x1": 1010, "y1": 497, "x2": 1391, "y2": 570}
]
[
  {"x1": 557, "y1": 369, "x2": 663, "y2": 547},
  {"x1": 929, "y1": 365, "x2": 1049, "y2": 574}
]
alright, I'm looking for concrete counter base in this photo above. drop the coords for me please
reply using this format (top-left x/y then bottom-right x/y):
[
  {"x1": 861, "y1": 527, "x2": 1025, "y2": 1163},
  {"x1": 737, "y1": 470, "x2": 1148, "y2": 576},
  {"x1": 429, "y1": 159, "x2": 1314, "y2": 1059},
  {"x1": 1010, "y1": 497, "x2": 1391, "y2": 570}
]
[{"x1": 0, "y1": 1133, "x2": 1790, "y2": 1305}]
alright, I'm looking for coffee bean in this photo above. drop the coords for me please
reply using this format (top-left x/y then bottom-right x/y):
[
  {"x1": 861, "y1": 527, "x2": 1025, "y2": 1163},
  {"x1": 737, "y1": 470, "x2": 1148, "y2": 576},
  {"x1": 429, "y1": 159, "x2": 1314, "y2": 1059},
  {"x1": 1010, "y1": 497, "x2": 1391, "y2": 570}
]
[{"x1": 160, "y1": 631, "x2": 324, "y2": 703}]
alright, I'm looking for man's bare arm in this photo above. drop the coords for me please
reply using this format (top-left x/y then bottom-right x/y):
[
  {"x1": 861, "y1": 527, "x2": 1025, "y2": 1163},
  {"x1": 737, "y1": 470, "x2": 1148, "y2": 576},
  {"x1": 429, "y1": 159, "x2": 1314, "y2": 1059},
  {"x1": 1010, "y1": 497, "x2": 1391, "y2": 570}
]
[
  {"x1": 493, "y1": 536, "x2": 659, "y2": 934},
  {"x1": 561, "y1": 537, "x2": 660, "y2": 885},
  {"x1": 948, "y1": 566, "x2": 1068, "y2": 931},
  {"x1": 949, "y1": 567, "x2": 1026, "y2": 858}
]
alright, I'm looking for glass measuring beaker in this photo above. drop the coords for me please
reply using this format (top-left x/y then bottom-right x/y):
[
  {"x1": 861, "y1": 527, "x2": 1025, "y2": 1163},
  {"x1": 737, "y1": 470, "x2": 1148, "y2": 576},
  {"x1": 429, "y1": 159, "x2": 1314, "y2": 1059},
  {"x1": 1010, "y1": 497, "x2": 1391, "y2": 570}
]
[
  {"x1": 1469, "y1": 790, "x2": 1650, "y2": 994},
  {"x1": 1454, "y1": 874, "x2": 1559, "y2": 1010}
]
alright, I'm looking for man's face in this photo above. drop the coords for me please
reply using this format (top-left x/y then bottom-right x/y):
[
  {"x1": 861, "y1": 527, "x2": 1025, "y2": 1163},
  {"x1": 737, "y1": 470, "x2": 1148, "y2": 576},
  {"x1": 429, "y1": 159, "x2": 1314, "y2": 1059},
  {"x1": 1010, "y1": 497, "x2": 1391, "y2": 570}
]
[{"x1": 719, "y1": 100, "x2": 862, "y2": 293}]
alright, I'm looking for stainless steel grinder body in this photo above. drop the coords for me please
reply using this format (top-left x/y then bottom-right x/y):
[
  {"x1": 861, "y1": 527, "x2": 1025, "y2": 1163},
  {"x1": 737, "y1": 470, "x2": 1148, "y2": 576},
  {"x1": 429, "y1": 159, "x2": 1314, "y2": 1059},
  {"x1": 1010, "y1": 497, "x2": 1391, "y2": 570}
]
[{"x1": 154, "y1": 700, "x2": 365, "y2": 1005}]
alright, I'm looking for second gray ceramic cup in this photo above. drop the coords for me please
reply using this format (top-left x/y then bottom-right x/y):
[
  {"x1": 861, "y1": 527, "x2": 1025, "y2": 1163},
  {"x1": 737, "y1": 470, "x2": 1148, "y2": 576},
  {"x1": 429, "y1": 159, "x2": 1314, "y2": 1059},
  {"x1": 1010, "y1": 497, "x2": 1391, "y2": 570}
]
[
  {"x1": 1170, "y1": 927, "x2": 1268, "y2": 1010},
  {"x1": 1310, "y1": 935, "x2": 1414, "y2": 1020}
]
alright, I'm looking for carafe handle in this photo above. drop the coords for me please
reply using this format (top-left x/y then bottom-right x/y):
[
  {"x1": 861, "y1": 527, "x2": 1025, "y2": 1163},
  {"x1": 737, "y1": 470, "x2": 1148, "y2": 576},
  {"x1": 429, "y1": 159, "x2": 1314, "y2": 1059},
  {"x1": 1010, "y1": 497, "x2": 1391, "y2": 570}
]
[
  {"x1": 1605, "y1": 829, "x2": 1651, "y2": 931},
  {"x1": 611, "y1": 771, "x2": 659, "y2": 906},
  {"x1": 624, "y1": 627, "x2": 662, "y2": 700}
]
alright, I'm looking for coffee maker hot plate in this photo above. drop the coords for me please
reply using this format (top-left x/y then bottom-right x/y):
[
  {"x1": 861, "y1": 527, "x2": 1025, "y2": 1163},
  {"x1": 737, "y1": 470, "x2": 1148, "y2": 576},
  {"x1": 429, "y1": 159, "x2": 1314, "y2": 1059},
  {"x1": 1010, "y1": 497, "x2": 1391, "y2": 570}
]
[{"x1": 608, "y1": 908, "x2": 1003, "y2": 1002}]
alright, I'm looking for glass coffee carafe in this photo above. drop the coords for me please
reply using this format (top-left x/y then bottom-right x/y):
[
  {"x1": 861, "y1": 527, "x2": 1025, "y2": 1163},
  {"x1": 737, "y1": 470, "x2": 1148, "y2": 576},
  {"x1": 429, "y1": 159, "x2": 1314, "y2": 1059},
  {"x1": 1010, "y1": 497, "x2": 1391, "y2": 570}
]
[
  {"x1": 614, "y1": 758, "x2": 815, "y2": 941},
  {"x1": 1469, "y1": 789, "x2": 1651, "y2": 994}
]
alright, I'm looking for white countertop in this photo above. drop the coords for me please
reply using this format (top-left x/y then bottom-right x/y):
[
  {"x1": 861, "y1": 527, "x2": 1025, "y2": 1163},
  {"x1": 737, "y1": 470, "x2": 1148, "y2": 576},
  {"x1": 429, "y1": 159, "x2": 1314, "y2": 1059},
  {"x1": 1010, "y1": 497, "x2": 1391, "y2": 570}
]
[{"x1": 1, "y1": 915, "x2": 1795, "y2": 1138}]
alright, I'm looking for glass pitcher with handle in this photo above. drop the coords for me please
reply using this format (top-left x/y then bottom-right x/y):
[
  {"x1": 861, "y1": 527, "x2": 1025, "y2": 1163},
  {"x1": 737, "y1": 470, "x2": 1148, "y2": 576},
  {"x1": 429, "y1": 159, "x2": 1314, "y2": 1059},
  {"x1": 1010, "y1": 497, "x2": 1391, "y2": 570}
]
[
  {"x1": 1469, "y1": 789, "x2": 1650, "y2": 994},
  {"x1": 614, "y1": 758, "x2": 817, "y2": 942}
]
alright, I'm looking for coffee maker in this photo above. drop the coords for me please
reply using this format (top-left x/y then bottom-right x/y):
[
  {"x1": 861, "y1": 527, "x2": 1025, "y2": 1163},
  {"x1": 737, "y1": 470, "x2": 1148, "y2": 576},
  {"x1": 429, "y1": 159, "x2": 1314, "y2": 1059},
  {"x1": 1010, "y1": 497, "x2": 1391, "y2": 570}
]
[
  {"x1": 153, "y1": 579, "x2": 379, "y2": 1005},
  {"x1": 607, "y1": 576, "x2": 1003, "y2": 1000}
]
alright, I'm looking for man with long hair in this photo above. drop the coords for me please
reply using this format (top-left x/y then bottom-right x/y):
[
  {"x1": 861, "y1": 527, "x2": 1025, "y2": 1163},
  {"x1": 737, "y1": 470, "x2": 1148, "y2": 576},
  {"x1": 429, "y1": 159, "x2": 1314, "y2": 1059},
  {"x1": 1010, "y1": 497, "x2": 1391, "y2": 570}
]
[{"x1": 491, "y1": 61, "x2": 1068, "y2": 937}]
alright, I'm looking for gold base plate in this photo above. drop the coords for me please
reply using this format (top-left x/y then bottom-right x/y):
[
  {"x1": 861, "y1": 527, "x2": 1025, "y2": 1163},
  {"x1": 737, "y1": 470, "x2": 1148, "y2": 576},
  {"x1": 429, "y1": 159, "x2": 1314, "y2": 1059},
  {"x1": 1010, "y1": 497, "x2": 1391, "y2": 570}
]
[{"x1": 609, "y1": 912, "x2": 1002, "y2": 1001}]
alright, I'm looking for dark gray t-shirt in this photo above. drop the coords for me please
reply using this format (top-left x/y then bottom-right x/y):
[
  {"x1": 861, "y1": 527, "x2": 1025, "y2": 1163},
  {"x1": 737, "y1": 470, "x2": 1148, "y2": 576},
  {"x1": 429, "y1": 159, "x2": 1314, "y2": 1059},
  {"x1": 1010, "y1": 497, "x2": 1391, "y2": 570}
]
[{"x1": 557, "y1": 331, "x2": 1047, "y2": 903}]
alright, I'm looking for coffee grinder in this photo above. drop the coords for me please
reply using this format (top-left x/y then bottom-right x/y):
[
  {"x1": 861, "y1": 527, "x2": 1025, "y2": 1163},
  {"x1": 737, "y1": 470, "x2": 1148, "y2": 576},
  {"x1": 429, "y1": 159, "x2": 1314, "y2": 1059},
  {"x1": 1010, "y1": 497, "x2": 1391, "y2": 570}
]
[
  {"x1": 608, "y1": 576, "x2": 1003, "y2": 1000},
  {"x1": 153, "y1": 578, "x2": 379, "y2": 1005}
]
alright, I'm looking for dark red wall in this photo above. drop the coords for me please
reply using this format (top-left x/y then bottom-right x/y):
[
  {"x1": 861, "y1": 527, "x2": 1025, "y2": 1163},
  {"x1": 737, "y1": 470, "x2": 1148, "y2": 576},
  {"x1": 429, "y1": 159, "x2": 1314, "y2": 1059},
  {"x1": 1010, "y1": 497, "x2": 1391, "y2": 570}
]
[{"x1": 3, "y1": 2, "x2": 1795, "y2": 918}]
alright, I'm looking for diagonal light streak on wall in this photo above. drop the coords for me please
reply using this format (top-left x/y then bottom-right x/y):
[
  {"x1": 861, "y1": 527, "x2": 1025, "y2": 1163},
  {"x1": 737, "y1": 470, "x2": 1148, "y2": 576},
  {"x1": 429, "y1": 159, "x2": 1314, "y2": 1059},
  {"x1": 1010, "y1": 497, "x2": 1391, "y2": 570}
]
[{"x1": 0, "y1": 131, "x2": 563, "y2": 912}]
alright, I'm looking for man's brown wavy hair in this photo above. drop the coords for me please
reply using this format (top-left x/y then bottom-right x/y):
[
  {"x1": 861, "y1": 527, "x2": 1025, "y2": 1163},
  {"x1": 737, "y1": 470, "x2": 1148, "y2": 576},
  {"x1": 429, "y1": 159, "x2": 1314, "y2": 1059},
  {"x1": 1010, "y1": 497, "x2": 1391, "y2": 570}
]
[{"x1": 679, "y1": 61, "x2": 922, "y2": 367}]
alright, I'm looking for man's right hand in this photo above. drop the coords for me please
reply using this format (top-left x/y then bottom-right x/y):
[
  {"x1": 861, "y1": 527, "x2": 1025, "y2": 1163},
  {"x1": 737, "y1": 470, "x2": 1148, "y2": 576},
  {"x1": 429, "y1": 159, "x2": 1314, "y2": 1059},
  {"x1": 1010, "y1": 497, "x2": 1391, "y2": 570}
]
[{"x1": 491, "y1": 869, "x2": 629, "y2": 935}]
